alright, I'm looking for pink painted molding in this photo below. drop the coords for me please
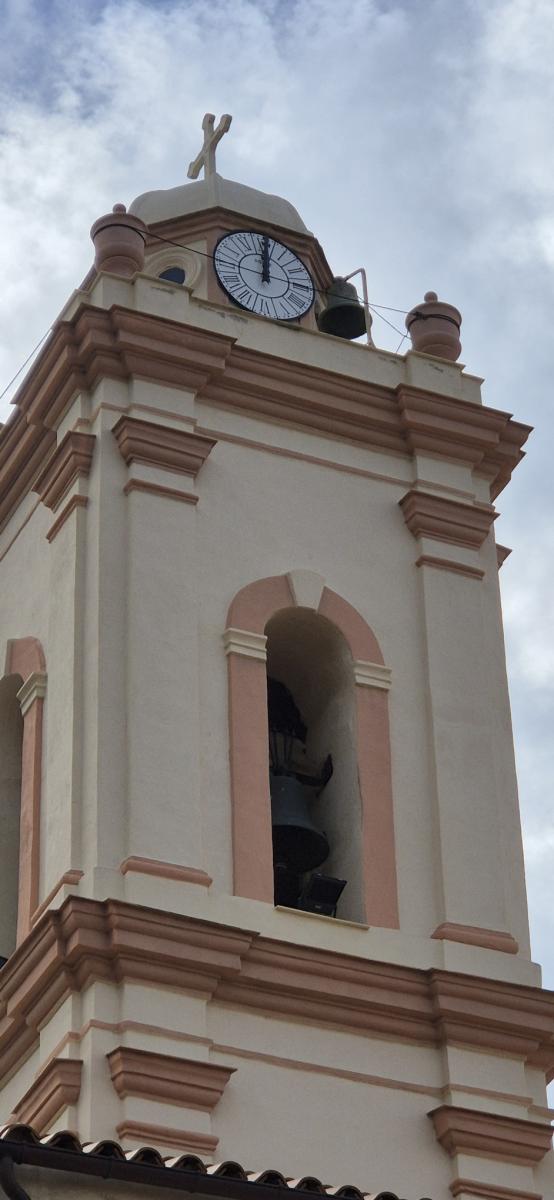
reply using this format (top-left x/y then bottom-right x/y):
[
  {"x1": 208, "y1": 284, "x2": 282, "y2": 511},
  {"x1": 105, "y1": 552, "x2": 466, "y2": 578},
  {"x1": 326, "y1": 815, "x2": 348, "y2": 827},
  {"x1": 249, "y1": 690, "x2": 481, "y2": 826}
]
[
  {"x1": 416, "y1": 555, "x2": 485, "y2": 581},
  {"x1": 107, "y1": 1047, "x2": 235, "y2": 1111},
  {"x1": 432, "y1": 922, "x2": 519, "y2": 955},
  {"x1": 33, "y1": 431, "x2": 95, "y2": 512},
  {"x1": 450, "y1": 1181, "x2": 542, "y2": 1200},
  {"x1": 123, "y1": 479, "x2": 199, "y2": 504},
  {"x1": 46, "y1": 494, "x2": 88, "y2": 543},
  {"x1": 116, "y1": 1120, "x2": 218, "y2": 1155},
  {"x1": 226, "y1": 575, "x2": 398, "y2": 926},
  {"x1": 13, "y1": 1057, "x2": 82, "y2": 1133},
  {"x1": 112, "y1": 415, "x2": 216, "y2": 477},
  {"x1": 429, "y1": 1104, "x2": 552, "y2": 1166},
  {"x1": 0, "y1": 301, "x2": 531, "y2": 535},
  {"x1": 120, "y1": 856, "x2": 212, "y2": 887},
  {"x1": 31, "y1": 869, "x2": 84, "y2": 927},
  {"x1": 2, "y1": 897, "x2": 554, "y2": 1083},
  {"x1": 4, "y1": 637, "x2": 46, "y2": 943},
  {"x1": 496, "y1": 544, "x2": 512, "y2": 568},
  {"x1": 399, "y1": 489, "x2": 496, "y2": 549}
]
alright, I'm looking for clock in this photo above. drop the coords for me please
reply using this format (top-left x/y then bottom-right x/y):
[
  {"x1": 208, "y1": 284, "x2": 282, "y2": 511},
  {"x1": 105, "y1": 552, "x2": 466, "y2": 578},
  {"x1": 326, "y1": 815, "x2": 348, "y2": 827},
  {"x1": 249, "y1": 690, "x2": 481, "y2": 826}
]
[{"x1": 214, "y1": 230, "x2": 314, "y2": 321}]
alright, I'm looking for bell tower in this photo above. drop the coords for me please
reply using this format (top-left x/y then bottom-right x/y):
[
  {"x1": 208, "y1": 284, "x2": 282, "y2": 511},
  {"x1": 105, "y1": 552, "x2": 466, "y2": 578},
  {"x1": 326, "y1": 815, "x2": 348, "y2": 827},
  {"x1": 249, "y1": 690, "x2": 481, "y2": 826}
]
[{"x1": 0, "y1": 116, "x2": 552, "y2": 1200}]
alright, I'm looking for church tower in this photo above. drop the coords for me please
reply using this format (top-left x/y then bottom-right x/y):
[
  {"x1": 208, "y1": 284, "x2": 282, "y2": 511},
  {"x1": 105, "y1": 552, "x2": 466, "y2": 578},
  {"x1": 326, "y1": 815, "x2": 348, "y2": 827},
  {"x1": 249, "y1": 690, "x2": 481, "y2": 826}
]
[{"x1": 0, "y1": 116, "x2": 552, "y2": 1200}]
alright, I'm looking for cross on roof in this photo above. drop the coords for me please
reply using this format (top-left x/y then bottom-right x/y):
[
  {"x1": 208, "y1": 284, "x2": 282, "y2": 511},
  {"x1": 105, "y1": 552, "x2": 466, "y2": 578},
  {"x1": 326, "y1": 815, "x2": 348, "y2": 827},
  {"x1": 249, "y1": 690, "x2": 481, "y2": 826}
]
[{"x1": 187, "y1": 112, "x2": 232, "y2": 180}]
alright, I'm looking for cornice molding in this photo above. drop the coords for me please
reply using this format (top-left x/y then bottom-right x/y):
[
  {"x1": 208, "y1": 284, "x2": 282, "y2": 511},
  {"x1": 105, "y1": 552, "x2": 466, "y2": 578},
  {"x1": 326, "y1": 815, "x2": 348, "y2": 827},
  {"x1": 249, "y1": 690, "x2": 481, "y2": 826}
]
[
  {"x1": 353, "y1": 660, "x2": 392, "y2": 690},
  {"x1": 116, "y1": 1120, "x2": 218, "y2": 1155},
  {"x1": 432, "y1": 923, "x2": 519, "y2": 955},
  {"x1": 120, "y1": 856, "x2": 212, "y2": 887},
  {"x1": 12, "y1": 1056, "x2": 82, "y2": 1133},
  {"x1": 112, "y1": 415, "x2": 216, "y2": 477},
  {"x1": 428, "y1": 1104, "x2": 552, "y2": 1166},
  {"x1": 399, "y1": 489, "x2": 496, "y2": 549},
  {"x1": 16, "y1": 671, "x2": 47, "y2": 717},
  {"x1": 107, "y1": 1047, "x2": 234, "y2": 1110},
  {"x1": 33, "y1": 430, "x2": 96, "y2": 512},
  {"x1": 0, "y1": 303, "x2": 530, "y2": 536},
  {"x1": 223, "y1": 628, "x2": 268, "y2": 660},
  {"x1": 1, "y1": 898, "x2": 553, "y2": 1089},
  {"x1": 450, "y1": 1180, "x2": 542, "y2": 1200}
]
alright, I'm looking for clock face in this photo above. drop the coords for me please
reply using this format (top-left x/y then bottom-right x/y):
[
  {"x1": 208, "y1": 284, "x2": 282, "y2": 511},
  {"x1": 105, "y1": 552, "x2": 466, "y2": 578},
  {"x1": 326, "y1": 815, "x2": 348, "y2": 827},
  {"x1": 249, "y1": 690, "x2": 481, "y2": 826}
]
[{"x1": 214, "y1": 231, "x2": 314, "y2": 321}]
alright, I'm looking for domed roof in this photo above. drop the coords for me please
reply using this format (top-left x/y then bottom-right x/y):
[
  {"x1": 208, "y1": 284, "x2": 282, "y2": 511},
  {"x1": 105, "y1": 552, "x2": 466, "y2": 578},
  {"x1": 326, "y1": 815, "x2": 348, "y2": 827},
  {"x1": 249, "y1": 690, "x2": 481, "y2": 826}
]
[{"x1": 129, "y1": 173, "x2": 311, "y2": 235}]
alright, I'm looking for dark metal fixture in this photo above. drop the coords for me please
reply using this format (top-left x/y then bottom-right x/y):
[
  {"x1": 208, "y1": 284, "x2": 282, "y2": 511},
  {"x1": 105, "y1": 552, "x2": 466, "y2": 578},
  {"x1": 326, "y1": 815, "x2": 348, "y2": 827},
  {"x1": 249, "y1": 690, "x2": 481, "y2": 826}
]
[
  {"x1": 316, "y1": 277, "x2": 367, "y2": 340},
  {"x1": 298, "y1": 872, "x2": 347, "y2": 918}
]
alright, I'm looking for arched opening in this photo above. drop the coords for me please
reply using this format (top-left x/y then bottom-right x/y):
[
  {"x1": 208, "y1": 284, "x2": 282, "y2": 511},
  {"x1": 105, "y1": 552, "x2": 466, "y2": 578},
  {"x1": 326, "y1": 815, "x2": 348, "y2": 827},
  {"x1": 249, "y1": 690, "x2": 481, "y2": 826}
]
[
  {"x1": 265, "y1": 608, "x2": 364, "y2": 923},
  {"x1": 0, "y1": 674, "x2": 23, "y2": 961}
]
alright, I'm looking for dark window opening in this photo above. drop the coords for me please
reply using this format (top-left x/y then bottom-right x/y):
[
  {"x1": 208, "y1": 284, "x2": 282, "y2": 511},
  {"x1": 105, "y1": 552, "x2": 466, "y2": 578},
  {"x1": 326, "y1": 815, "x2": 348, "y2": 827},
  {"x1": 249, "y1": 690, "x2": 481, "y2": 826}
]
[{"x1": 159, "y1": 266, "x2": 186, "y2": 285}]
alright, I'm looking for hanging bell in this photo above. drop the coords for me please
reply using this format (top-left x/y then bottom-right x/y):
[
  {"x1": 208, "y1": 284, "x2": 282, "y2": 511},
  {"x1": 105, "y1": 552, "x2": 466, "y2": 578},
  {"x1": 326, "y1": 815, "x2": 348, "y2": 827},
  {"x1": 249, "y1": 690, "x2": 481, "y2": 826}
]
[
  {"x1": 270, "y1": 775, "x2": 329, "y2": 872},
  {"x1": 317, "y1": 277, "x2": 368, "y2": 340}
]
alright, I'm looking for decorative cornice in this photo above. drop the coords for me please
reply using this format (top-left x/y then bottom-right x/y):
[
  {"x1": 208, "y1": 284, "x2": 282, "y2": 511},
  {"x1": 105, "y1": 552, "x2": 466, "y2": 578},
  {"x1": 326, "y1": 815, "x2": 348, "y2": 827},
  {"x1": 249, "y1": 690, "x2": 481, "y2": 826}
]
[
  {"x1": 432, "y1": 923, "x2": 519, "y2": 955},
  {"x1": 496, "y1": 544, "x2": 512, "y2": 568},
  {"x1": 16, "y1": 671, "x2": 47, "y2": 717},
  {"x1": 46, "y1": 494, "x2": 88, "y2": 542},
  {"x1": 415, "y1": 554, "x2": 485, "y2": 580},
  {"x1": 0, "y1": 302, "x2": 530, "y2": 535},
  {"x1": 399, "y1": 489, "x2": 496, "y2": 549},
  {"x1": 353, "y1": 660, "x2": 391, "y2": 690},
  {"x1": 223, "y1": 628, "x2": 268, "y2": 660},
  {"x1": 13, "y1": 1057, "x2": 82, "y2": 1132},
  {"x1": 450, "y1": 1181, "x2": 542, "y2": 1200},
  {"x1": 107, "y1": 1047, "x2": 234, "y2": 1110},
  {"x1": 120, "y1": 856, "x2": 212, "y2": 887},
  {"x1": 428, "y1": 1104, "x2": 552, "y2": 1166},
  {"x1": 31, "y1": 869, "x2": 84, "y2": 926},
  {"x1": 33, "y1": 431, "x2": 95, "y2": 511},
  {"x1": 112, "y1": 416, "x2": 216, "y2": 477},
  {"x1": 122, "y1": 479, "x2": 198, "y2": 504},
  {"x1": 1, "y1": 898, "x2": 553, "y2": 1086},
  {"x1": 116, "y1": 1120, "x2": 218, "y2": 1155}
]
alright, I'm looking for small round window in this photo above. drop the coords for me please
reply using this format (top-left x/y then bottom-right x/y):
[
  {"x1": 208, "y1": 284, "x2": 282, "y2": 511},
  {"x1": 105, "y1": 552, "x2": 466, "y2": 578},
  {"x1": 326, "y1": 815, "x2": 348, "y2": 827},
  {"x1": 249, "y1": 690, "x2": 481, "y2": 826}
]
[{"x1": 159, "y1": 266, "x2": 186, "y2": 285}]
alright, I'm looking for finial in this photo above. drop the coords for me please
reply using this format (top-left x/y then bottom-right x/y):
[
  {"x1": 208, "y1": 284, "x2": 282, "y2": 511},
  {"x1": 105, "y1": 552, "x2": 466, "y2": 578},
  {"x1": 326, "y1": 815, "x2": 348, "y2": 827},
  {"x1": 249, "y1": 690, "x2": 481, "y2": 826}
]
[
  {"x1": 90, "y1": 204, "x2": 148, "y2": 277},
  {"x1": 405, "y1": 292, "x2": 462, "y2": 362},
  {"x1": 187, "y1": 112, "x2": 232, "y2": 180}
]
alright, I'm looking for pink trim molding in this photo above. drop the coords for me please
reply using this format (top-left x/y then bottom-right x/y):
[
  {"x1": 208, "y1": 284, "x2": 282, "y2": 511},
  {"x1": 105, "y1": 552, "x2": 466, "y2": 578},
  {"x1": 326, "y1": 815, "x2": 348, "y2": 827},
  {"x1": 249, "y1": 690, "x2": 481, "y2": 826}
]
[
  {"x1": 416, "y1": 555, "x2": 485, "y2": 581},
  {"x1": 116, "y1": 1120, "x2": 218, "y2": 1155},
  {"x1": 13, "y1": 1057, "x2": 82, "y2": 1133},
  {"x1": 31, "y1": 869, "x2": 84, "y2": 927},
  {"x1": 120, "y1": 856, "x2": 212, "y2": 887},
  {"x1": 429, "y1": 1104, "x2": 552, "y2": 1166},
  {"x1": 450, "y1": 1182, "x2": 542, "y2": 1200},
  {"x1": 4, "y1": 637, "x2": 46, "y2": 942},
  {"x1": 33, "y1": 431, "x2": 95, "y2": 512},
  {"x1": 400, "y1": 489, "x2": 496, "y2": 549},
  {"x1": 226, "y1": 575, "x2": 398, "y2": 926},
  {"x1": 432, "y1": 922, "x2": 519, "y2": 955},
  {"x1": 113, "y1": 416, "x2": 216, "y2": 477},
  {"x1": 107, "y1": 1047, "x2": 235, "y2": 1110},
  {"x1": 46, "y1": 494, "x2": 88, "y2": 543}
]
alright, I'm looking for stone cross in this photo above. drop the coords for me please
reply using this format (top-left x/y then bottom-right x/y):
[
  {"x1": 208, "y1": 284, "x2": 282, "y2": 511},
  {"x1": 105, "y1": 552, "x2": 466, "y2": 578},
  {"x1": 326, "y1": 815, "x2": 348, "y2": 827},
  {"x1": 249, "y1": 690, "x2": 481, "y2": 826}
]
[{"x1": 187, "y1": 112, "x2": 232, "y2": 180}]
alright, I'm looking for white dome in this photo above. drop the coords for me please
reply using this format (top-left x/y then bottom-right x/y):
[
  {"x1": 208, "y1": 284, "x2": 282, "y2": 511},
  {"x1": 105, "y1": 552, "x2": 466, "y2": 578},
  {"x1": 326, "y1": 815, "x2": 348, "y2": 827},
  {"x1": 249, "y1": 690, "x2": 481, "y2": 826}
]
[{"x1": 129, "y1": 173, "x2": 311, "y2": 234}]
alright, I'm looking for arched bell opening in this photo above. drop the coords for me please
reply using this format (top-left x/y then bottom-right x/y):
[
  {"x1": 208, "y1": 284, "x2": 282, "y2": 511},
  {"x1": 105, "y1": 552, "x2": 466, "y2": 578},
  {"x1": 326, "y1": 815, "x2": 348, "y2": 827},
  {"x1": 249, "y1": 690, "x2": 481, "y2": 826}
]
[
  {"x1": 265, "y1": 608, "x2": 364, "y2": 923},
  {"x1": 0, "y1": 674, "x2": 23, "y2": 963}
]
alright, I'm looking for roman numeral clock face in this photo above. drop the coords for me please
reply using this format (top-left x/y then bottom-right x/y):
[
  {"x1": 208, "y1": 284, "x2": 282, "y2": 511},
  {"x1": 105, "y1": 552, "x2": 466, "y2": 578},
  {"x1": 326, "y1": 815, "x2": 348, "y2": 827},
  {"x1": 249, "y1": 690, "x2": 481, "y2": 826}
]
[{"x1": 214, "y1": 231, "x2": 314, "y2": 320}]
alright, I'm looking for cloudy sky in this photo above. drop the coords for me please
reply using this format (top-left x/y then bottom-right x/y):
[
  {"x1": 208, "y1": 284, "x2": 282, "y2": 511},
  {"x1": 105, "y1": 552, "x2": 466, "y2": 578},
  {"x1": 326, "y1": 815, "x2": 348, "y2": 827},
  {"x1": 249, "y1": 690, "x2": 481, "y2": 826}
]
[{"x1": 0, "y1": 0, "x2": 553, "y2": 982}]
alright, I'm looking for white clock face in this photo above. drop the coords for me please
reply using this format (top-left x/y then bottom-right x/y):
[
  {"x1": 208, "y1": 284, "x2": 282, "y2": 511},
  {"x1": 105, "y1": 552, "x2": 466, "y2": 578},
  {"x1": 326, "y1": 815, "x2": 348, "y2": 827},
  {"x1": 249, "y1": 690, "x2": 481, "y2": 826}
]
[{"x1": 214, "y1": 231, "x2": 314, "y2": 320}]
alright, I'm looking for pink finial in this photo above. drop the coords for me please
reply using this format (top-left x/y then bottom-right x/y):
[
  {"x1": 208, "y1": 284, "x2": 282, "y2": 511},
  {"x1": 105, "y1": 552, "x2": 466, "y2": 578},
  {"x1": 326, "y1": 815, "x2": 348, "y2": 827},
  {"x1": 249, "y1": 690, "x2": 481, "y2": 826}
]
[
  {"x1": 90, "y1": 204, "x2": 148, "y2": 277},
  {"x1": 405, "y1": 292, "x2": 462, "y2": 362}
]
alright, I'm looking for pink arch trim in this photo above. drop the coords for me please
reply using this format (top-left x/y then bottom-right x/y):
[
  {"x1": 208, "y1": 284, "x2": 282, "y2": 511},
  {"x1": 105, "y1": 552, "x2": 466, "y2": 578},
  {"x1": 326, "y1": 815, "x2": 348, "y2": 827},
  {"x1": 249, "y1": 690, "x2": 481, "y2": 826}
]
[
  {"x1": 3, "y1": 636, "x2": 46, "y2": 943},
  {"x1": 226, "y1": 575, "x2": 398, "y2": 926},
  {"x1": 5, "y1": 636, "x2": 46, "y2": 679}
]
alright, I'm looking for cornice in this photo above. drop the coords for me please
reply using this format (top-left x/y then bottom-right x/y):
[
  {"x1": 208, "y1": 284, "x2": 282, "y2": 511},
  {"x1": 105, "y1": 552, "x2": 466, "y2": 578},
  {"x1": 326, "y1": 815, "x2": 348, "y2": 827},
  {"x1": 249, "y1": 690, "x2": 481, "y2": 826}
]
[
  {"x1": 0, "y1": 303, "x2": 532, "y2": 536},
  {"x1": 33, "y1": 430, "x2": 96, "y2": 511},
  {"x1": 450, "y1": 1180, "x2": 542, "y2": 1200},
  {"x1": 107, "y1": 1046, "x2": 234, "y2": 1110},
  {"x1": 13, "y1": 1056, "x2": 82, "y2": 1132},
  {"x1": 1, "y1": 898, "x2": 553, "y2": 1087},
  {"x1": 428, "y1": 1104, "x2": 552, "y2": 1166},
  {"x1": 399, "y1": 489, "x2": 497, "y2": 549},
  {"x1": 112, "y1": 415, "x2": 216, "y2": 476}
]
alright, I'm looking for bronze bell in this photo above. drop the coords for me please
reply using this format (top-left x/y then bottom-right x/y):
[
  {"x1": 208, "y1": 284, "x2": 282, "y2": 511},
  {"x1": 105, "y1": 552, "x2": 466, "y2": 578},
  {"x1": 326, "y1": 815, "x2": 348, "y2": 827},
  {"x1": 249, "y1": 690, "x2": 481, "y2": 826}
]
[
  {"x1": 270, "y1": 774, "x2": 329, "y2": 872},
  {"x1": 317, "y1": 276, "x2": 368, "y2": 340}
]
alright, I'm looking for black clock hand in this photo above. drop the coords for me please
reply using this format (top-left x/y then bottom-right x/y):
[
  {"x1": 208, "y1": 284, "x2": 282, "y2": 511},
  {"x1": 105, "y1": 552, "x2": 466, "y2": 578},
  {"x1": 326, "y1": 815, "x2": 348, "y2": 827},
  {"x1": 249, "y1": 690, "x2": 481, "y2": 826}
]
[{"x1": 261, "y1": 235, "x2": 270, "y2": 284}]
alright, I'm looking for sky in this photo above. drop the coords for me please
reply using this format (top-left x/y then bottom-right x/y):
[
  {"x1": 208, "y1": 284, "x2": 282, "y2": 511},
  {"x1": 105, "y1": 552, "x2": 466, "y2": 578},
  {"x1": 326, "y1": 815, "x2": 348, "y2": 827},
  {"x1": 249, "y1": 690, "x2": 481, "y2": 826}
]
[{"x1": 0, "y1": 0, "x2": 553, "y2": 983}]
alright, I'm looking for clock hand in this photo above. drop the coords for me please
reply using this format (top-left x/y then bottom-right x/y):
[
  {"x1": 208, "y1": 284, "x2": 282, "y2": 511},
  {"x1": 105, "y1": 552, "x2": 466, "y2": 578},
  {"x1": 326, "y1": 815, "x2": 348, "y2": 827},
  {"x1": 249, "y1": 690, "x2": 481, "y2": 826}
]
[{"x1": 261, "y1": 235, "x2": 270, "y2": 284}]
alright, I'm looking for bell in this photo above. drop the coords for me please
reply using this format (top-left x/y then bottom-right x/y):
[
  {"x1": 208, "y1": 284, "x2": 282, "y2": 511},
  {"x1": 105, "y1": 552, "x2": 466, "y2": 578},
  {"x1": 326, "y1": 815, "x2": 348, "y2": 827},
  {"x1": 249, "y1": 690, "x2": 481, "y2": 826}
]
[
  {"x1": 317, "y1": 277, "x2": 368, "y2": 340},
  {"x1": 270, "y1": 775, "x2": 329, "y2": 872}
]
